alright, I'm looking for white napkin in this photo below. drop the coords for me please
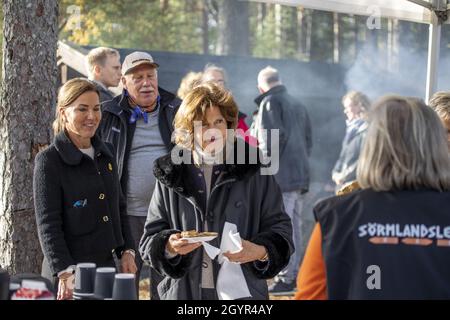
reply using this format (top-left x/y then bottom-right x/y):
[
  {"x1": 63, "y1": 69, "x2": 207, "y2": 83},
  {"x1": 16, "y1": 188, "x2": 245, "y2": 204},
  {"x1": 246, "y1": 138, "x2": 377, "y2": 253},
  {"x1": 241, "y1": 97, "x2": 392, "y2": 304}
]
[{"x1": 202, "y1": 222, "x2": 252, "y2": 300}]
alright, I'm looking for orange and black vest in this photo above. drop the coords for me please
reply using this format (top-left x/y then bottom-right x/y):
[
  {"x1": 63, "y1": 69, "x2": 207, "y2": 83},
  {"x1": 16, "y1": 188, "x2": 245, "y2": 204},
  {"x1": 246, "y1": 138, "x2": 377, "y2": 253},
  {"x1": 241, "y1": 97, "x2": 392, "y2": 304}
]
[{"x1": 315, "y1": 188, "x2": 450, "y2": 299}]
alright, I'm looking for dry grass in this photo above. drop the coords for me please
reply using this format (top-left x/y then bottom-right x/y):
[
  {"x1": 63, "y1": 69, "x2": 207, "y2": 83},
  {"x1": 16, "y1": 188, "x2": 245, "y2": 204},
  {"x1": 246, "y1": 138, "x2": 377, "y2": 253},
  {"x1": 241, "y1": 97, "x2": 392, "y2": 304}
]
[{"x1": 138, "y1": 279, "x2": 293, "y2": 300}]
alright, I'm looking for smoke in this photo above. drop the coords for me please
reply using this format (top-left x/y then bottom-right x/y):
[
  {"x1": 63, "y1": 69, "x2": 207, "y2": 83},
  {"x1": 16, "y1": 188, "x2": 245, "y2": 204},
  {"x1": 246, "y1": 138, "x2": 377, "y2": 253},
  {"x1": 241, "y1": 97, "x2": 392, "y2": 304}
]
[{"x1": 345, "y1": 35, "x2": 450, "y2": 103}]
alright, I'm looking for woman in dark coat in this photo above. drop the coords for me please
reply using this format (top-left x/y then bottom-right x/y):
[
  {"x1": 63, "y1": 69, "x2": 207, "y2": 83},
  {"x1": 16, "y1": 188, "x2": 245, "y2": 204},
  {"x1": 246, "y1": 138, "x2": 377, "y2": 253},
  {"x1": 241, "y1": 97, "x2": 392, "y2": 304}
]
[
  {"x1": 140, "y1": 82, "x2": 293, "y2": 300},
  {"x1": 33, "y1": 78, "x2": 137, "y2": 300}
]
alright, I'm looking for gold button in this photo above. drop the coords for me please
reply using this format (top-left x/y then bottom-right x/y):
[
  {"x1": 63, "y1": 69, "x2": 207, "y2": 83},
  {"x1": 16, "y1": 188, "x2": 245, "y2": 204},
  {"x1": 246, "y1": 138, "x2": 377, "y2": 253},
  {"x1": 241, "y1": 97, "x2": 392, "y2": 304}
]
[
  {"x1": 108, "y1": 163, "x2": 113, "y2": 171},
  {"x1": 99, "y1": 193, "x2": 105, "y2": 200},
  {"x1": 103, "y1": 216, "x2": 109, "y2": 222}
]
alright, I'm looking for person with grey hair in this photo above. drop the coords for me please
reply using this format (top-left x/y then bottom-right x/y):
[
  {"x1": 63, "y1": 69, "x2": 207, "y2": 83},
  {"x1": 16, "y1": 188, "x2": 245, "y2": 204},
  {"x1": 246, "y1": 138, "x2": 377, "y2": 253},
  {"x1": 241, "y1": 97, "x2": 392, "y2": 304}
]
[
  {"x1": 86, "y1": 47, "x2": 122, "y2": 102},
  {"x1": 253, "y1": 65, "x2": 313, "y2": 294},
  {"x1": 98, "y1": 51, "x2": 181, "y2": 299}
]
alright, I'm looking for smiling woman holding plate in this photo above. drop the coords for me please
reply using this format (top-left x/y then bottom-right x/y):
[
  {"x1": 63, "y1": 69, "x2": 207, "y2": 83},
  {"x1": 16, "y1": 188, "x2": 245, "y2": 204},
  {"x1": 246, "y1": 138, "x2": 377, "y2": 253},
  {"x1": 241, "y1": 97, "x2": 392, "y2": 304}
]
[{"x1": 139, "y1": 82, "x2": 293, "y2": 300}]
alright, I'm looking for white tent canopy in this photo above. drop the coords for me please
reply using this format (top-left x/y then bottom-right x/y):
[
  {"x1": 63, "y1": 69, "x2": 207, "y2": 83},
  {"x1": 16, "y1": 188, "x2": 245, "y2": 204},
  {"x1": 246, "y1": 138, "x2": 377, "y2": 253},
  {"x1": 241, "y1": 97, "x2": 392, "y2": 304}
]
[{"x1": 251, "y1": 0, "x2": 450, "y2": 101}]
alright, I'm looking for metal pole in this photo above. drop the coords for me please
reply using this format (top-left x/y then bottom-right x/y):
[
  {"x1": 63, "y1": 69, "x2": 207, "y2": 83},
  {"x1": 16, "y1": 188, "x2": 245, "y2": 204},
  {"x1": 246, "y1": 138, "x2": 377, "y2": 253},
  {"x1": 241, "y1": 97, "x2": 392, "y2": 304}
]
[
  {"x1": 425, "y1": 11, "x2": 441, "y2": 102},
  {"x1": 407, "y1": 0, "x2": 433, "y2": 9}
]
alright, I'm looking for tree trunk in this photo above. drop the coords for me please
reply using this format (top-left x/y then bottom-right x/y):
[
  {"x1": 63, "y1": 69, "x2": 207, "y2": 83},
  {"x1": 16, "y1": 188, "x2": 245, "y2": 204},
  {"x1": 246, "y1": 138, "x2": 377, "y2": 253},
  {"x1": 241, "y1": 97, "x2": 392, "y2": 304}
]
[
  {"x1": 274, "y1": 4, "x2": 282, "y2": 58},
  {"x1": 333, "y1": 12, "x2": 340, "y2": 63},
  {"x1": 216, "y1": 0, "x2": 249, "y2": 56},
  {"x1": 298, "y1": 8, "x2": 312, "y2": 61},
  {"x1": 0, "y1": 0, "x2": 58, "y2": 274},
  {"x1": 387, "y1": 18, "x2": 399, "y2": 72},
  {"x1": 202, "y1": 0, "x2": 209, "y2": 55}
]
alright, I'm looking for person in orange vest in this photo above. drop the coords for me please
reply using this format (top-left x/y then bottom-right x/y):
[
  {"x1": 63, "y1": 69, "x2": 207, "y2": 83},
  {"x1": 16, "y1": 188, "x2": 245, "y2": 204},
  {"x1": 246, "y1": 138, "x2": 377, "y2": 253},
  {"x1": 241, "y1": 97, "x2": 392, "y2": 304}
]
[{"x1": 295, "y1": 95, "x2": 450, "y2": 300}]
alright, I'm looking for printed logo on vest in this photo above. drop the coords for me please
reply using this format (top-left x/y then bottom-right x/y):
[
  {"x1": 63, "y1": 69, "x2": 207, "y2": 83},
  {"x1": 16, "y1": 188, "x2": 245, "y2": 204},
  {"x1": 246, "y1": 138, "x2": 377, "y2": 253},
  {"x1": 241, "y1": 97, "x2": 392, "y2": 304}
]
[{"x1": 358, "y1": 223, "x2": 450, "y2": 247}]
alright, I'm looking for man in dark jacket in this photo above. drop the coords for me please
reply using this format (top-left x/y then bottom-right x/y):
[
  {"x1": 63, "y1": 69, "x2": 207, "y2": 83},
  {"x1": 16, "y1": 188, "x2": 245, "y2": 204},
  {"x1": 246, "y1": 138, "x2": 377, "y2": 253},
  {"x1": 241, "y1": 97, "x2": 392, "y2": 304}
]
[
  {"x1": 252, "y1": 66, "x2": 313, "y2": 293},
  {"x1": 98, "y1": 51, "x2": 180, "y2": 298},
  {"x1": 86, "y1": 47, "x2": 122, "y2": 103}
]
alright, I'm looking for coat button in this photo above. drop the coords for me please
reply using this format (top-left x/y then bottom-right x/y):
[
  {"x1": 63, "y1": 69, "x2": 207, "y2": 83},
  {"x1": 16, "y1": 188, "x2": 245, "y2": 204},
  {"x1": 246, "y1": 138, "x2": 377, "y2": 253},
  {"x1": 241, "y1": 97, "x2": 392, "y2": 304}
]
[
  {"x1": 235, "y1": 201, "x2": 242, "y2": 208},
  {"x1": 99, "y1": 193, "x2": 105, "y2": 200},
  {"x1": 103, "y1": 216, "x2": 109, "y2": 222}
]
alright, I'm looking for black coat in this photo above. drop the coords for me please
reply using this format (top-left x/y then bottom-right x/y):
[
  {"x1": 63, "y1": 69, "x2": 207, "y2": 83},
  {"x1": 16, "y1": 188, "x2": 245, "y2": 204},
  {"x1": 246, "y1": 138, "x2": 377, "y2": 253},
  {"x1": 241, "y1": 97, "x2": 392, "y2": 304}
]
[
  {"x1": 254, "y1": 85, "x2": 312, "y2": 192},
  {"x1": 33, "y1": 132, "x2": 134, "y2": 276},
  {"x1": 93, "y1": 81, "x2": 115, "y2": 104},
  {"x1": 140, "y1": 140, "x2": 294, "y2": 300}
]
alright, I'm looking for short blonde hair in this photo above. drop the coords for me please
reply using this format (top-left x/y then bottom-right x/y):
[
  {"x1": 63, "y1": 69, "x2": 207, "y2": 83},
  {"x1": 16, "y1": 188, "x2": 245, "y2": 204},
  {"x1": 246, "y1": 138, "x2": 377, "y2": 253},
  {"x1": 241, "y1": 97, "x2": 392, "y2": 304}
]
[
  {"x1": 357, "y1": 95, "x2": 450, "y2": 192},
  {"x1": 85, "y1": 47, "x2": 120, "y2": 76},
  {"x1": 342, "y1": 91, "x2": 371, "y2": 115},
  {"x1": 53, "y1": 78, "x2": 99, "y2": 135},
  {"x1": 173, "y1": 82, "x2": 238, "y2": 149},
  {"x1": 177, "y1": 71, "x2": 202, "y2": 99},
  {"x1": 429, "y1": 91, "x2": 450, "y2": 121}
]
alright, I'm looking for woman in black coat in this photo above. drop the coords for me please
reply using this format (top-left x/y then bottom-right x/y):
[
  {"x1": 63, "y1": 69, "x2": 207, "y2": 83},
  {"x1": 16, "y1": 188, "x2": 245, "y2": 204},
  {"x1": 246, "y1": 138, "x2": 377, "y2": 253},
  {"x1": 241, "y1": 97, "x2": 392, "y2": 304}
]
[
  {"x1": 33, "y1": 78, "x2": 137, "y2": 300},
  {"x1": 140, "y1": 82, "x2": 293, "y2": 300}
]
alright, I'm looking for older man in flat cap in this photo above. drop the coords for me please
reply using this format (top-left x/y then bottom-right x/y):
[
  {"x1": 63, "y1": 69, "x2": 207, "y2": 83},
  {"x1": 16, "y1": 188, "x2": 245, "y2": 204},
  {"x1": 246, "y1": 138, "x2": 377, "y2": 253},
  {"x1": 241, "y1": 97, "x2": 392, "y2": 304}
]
[{"x1": 98, "y1": 51, "x2": 181, "y2": 299}]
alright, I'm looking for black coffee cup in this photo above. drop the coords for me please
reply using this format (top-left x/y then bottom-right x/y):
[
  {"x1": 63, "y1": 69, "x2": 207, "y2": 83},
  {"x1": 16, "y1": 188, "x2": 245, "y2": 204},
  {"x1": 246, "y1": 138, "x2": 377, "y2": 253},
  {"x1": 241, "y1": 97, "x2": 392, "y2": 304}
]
[
  {"x1": 73, "y1": 263, "x2": 96, "y2": 299},
  {"x1": 93, "y1": 267, "x2": 116, "y2": 300},
  {"x1": 8, "y1": 283, "x2": 20, "y2": 300},
  {"x1": 0, "y1": 269, "x2": 10, "y2": 300},
  {"x1": 112, "y1": 273, "x2": 137, "y2": 300}
]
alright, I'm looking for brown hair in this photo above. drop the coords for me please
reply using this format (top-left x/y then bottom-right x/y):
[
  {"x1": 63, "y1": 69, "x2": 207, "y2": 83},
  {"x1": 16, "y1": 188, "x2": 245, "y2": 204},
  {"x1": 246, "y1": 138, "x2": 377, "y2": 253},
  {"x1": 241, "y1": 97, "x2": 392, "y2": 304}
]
[
  {"x1": 173, "y1": 82, "x2": 238, "y2": 149},
  {"x1": 357, "y1": 95, "x2": 450, "y2": 191},
  {"x1": 53, "y1": 78, "x2": 99, "y2": 135}
]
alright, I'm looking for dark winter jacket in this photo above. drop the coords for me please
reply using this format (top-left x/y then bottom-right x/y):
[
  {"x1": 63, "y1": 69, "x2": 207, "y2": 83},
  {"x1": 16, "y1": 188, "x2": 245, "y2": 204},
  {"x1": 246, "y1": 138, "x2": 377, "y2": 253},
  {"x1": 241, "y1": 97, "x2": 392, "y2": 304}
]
[
  {"x1": 139, "y1": 140, "x2": 294, "y2": 300},
  {"x1": 93, "y1": 80, "x2": 115, "y2": 103},
  {"x1": 254, "y1": 85, "x2": 312, "y2": 192},
  {"x1": 332, "y1": 119, "x2": 368, "y2": 189},
  {"x1": 33, "y1": 132, "x2": 134, "y2": 276},
  {"x1": 98, "y1": 88, "x2": 181, "y2": 193}
]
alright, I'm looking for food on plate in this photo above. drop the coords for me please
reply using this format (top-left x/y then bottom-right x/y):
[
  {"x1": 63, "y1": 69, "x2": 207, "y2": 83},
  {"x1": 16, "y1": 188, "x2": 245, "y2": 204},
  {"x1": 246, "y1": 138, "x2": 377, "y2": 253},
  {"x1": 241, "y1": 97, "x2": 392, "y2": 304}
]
[{"x1": 181, "y1": 230, "x2": 218, "y2": 238}]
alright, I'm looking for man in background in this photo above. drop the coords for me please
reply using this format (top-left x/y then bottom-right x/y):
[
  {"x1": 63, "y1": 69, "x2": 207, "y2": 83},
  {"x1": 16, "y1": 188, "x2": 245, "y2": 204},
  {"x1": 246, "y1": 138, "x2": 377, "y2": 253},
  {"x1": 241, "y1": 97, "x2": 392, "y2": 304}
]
[
  {"x1": 253, "y1": 66, "x2": 313, "y2": 294},
  {"x1": 98, "y1": 51, "x2": 181, "y2": 299},
  {"x1": 86, "y1": 47, "x2": 122, "y2": 102}
]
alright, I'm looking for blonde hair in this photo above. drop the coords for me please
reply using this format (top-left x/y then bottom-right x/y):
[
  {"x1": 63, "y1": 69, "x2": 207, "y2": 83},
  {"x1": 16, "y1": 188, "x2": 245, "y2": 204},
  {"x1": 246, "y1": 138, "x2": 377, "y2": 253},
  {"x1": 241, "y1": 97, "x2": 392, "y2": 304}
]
[
  {"x1": 85, "y1": 47, "x2": 120, "y2": 77},
  {"x1": 342, "y1": 91, "x2": 371, "y2": 116},
  {"x1": 173, "y1": 82, "x2": 238, "y2": 149},
  {"x1": 53, "y1": 78, "x2": 99, "y2": 135},
  {"x1": 429, "y1": 91, "x2": 450, "y2": 121},
  {"x1": 357, "y1": 95, "x2": 450, "y2": 192},
  {"x1": 177, "y1": 71, "x2": 202, "y2": 99}
]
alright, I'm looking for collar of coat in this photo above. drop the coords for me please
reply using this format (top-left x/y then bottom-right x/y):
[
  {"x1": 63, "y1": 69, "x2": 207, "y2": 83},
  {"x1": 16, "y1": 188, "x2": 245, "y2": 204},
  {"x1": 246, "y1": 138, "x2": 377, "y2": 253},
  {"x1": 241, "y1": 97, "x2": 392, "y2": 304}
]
[
  {"x1": 102, "y1": 87, "x2": 179, "y2": 117},
  {"x1": 254, "y1": 84, "x2": 287, "y2": 106},
  {"x1": 153, "y1": 139, "x2": 263, "y2": 195},
  {"x1": 54, "y1": 131, "x2": 113, "y2": 165}
]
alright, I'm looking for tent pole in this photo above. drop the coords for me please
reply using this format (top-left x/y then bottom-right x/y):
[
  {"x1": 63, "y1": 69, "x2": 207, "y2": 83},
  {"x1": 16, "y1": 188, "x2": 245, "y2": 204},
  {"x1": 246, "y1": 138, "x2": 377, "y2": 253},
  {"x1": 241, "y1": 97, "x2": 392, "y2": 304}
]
[
  {"x1": 425, "y1": 11, "x2": 441, "y2": 102},
  {"x1": 407, "y1": 0, "x2": 433, "y2": 9}
]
